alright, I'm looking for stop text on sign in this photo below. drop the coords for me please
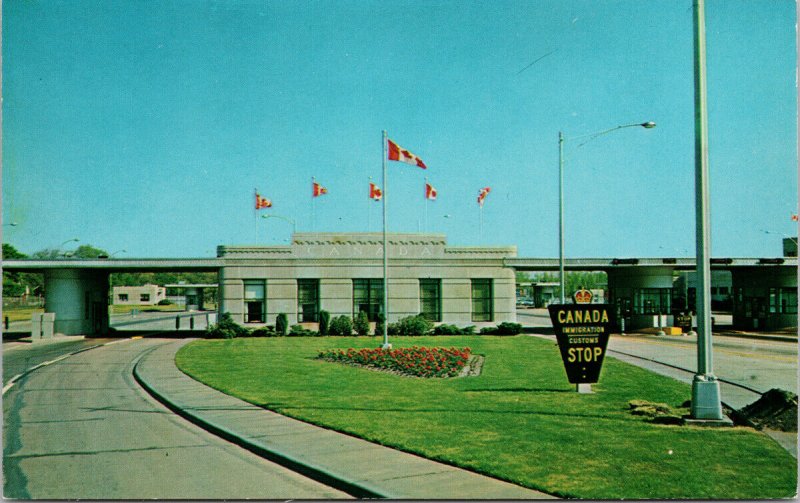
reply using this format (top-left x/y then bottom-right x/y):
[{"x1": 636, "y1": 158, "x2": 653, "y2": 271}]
[{"x1": 548, "y1": 304, "x2": 616, "y2": 385}]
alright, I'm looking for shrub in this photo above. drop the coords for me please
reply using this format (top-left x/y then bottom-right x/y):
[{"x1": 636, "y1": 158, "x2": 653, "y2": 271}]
[
  {"x1": 329, "y1": 315, "x2": 353, "y2": 336},
  {"x1": 432, "y1": 324, "x2": 464, "y2": 335},
  {"x1": 496, "y1": 322, "x2": 523, "y2": 335},
  {"x1": 205, "y1": 312, "x2": 248, "y2": 339},
  {"x1": 249, "y1": 326, "x2": 276, "y2": 337},
  {"x1": 289, "y1": 324, "x2": 317, "y2": 337},
  {"x1": 318, "y1": 310, "x2": 331, "y2": 336},
  {"x1": 276, "y1": 313, "x2": 288, "y2": 336},
  {"x1": 374, "y1": 313, "x2": 385, "y2": 336},
  {"x1": 387, "y1": 315, "x2": 433, "y2": 336},
  {"x1": 157, "y1": 298, "x2": 173, "y2": 306},
  {"x1": 479, "y1": 322, "x2": 523, "y2": 336},
  {"x1": 354, "y1": 311, "x2": 370, "y2": 336}
]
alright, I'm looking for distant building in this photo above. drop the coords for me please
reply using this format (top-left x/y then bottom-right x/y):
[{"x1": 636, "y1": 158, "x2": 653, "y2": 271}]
[{"x1": 112, "y1": 284, "x2": 166, "y2": 306}]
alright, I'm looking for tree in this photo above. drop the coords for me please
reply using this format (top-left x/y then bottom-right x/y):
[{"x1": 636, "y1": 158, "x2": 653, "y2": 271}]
[
  {"x1": 3, "y1": 243, "x2": 26, "y2": 260},
  {"x1": 2, "y1": 244, "x2": 42, "y2": 297},
  {"x1": 71, "y1": 245, "x2": 109, "y2": 258}
]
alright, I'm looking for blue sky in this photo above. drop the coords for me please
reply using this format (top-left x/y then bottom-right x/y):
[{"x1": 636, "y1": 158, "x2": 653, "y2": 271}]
[{"x1": 3, "y1": 0, "x2": 797, "y2": 258}]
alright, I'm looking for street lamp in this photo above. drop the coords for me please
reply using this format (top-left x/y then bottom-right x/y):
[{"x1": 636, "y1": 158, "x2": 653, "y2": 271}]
[
  {"x1": 58, "y1": 238, "x2": 80, "y2": 258},
  {"x1": 261, "y1": 214, "x2": 297, "y2": 234},
  {"x1": 110, "y1": 249, "x2": 127, "y2": 257},
  {"x1": 558, "y1": 122, "x2": 656, "y2": 303},
  {"x1": 690, "y1": 0, "x2": 724, "y2": 422}
]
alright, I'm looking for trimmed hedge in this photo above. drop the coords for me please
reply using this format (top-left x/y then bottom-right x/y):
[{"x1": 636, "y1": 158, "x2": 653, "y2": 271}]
[{"x1": 329, "y1": 315, "x2": 353, "y2": 336}]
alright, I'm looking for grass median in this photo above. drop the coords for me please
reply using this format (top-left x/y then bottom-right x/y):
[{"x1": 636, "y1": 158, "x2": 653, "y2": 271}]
[{"x1": 175, "y1": 335, "x2": 796, "y2": 499}]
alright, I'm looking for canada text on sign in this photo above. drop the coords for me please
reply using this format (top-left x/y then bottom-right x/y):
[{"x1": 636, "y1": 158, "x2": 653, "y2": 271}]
[{"x1": 548, "y1": 304, "x2": 616, "y2": 384}]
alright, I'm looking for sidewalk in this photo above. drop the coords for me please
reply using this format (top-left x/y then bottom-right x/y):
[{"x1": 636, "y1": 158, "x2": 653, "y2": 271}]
[{"x1": 134, "y1": 339, "x2": 556, "y2": 500}]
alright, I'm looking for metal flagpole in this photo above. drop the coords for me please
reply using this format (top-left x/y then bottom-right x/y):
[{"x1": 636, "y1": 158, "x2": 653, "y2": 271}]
[
  {"x1": 424, "y1": 176, "x2": 428, "y2": 233},
  {"x1": 368, "y1": 176, "x2": 373, "y2": 232},
  {"x1": 382, "y1": 130, "x2": 391, "y2": 349},
  {"x1": 479, "y1": 204, "x2": 483, "y2": 242},
  {"x1": 311, "y1": 176, "x2": 316, "y2": 232},
  {"x1": 254, "y1": 188, "x2": 258, "y2": 242}
]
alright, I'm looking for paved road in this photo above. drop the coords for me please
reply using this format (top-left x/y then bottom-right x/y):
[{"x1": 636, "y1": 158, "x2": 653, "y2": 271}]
[
  {"x1": 3, "y1": 338, "x2": 349, "y2": 499},
  {"x1": 3, "y1": 338, "x2": 114, "y2": 383}
]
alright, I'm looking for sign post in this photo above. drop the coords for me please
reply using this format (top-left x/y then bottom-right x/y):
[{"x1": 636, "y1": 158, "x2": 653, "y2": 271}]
[{"x1": 548, "y1": 294, "x2": 616, "y2": 394}]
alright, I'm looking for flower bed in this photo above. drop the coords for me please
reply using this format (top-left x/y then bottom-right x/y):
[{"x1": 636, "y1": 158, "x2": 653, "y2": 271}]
[{"x1": 317, "y1": 346, "x2": 472, "y2": 378}]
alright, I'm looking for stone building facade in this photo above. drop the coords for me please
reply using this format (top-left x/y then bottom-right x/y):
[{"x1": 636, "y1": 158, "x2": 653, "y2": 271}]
[{"x1": 217, "y1": 232, "x2": 517, "y2": 328}]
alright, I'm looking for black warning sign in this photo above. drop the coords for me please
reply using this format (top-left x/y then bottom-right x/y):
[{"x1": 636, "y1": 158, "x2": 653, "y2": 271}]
[{"x1": 547, "y1": 304, "x2": 616, "y2": 384}]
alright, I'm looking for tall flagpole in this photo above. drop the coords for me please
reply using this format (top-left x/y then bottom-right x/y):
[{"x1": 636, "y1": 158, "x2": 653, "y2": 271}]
[
  {"x1": 424, "y1": 176, "x2": 428, "y2": 233},
  {"x1": 382, "y1": 130, "x2": 391, "y2": 349},
  {"x1": 311, "y1": 176, "x2": 316, "y2": 232},
  {"x1": 254, "y1": 188, "x2": 258, "y2": 242},
  {"x1": 479, "y1": 204, "x2": 483, "y2": 242},
  {"x1": 368, "y1": 176, "x2": 373, "y2": 232}
]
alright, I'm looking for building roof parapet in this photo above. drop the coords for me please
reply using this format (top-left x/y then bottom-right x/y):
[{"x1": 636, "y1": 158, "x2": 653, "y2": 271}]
[
  {"x1": 290, "y1": 232, "x2": 447, "y2": 247},
  {"x1": 216, "y1": 245, "x2": 292, "y2": 258}
]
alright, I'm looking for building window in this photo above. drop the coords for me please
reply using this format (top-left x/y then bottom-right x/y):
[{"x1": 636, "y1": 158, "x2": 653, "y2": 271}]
[
  {"x1": 419, "y1": 279, "x2": 441, "y2": 322},
  {"x1": 471, "y1": 279, "x2": 493, "y2": 322},
  {"x1": 633, "y1": 288, "x2": 671, "y2": 315},
  {"x1": 244, "y1": 280, "x2": 266, "y2": 323},
  {"x1": 769, "y1": 287, "x2": 797, "y2": 314},
  {"x1": 140, "y1": 294, "x2": 150, "y2": 302},
  {"x1": 118, "y1": 294, "x2": 129, "y2": 302},
  {"x1": 298, "y1": 279, "x2": 320, "y2": 322},
  {"x1": 353, "y1": 279, "x2": 383, "y2": 322}
]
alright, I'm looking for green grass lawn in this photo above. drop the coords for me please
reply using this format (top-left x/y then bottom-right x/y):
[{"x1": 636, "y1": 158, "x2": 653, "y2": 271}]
[{"x1": 176, "y1": 335, "x2": 797, "y2": 499}]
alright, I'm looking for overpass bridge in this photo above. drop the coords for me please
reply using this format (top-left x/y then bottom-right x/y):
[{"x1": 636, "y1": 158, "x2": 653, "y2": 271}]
[{"x1": 3, "y1": 254, "x2": 796, "y2": 335}]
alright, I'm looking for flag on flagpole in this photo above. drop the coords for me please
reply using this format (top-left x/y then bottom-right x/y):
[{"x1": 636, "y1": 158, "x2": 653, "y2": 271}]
[
  {"x1": 477, "y1": 186, "x2": 491, "y2": 207},
  {"x1": 425, "y1": 183, "x2": 438, "y2": 200},
  {"x1": 369, "y1": 182, "x2": 383, "y2": 201},
  {"x1": 387, "y1": 138, "x2": 427, "y2": 169},
  {"x1": 312, "y1": 182, "x2": 328, "y2": 197},
  {"x1": 255, "y1": 193, "x2": 272, "y2": 209},
  {"x1": 792, "y1": 213, "x2": 798, "y2": 222}
]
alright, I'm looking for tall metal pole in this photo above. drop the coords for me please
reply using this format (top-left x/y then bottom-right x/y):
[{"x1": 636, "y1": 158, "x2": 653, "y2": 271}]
[
  {"x1": 691, "y1": 0, "x2": 723, "y2": 420},
  {"x1": 558, "y1": 131, "x2": 565, "y2": 303},
  {"x1": 424, "y1": 175, "x2": 428, "y2": 233},
  {"x1": 381, "y1": 130, "x2": 391, "y2": 349}
]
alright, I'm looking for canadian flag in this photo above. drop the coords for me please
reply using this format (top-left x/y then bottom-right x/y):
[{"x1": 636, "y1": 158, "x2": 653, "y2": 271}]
[
  {"x1": 792, "y1": 213, "x2": 798, "y2": 222},
  {"x1": 255, "y1": 193, "x2": 272, "y2": 209},
  {"x1": 425, "y1": 183, "x2": 437, "y2": 200},
  {"x1": 387, "y1": 139, "x2": 427, "y2": 169},
  {"x1": 369, "y1": 182, "x2": 383, "y2": 201},
  {"x1": 312, "y1": 182, "x2": 328, "y2": 197},
  {"x1": 477, "y1": 186, "x2": 491, "y2": 207}
]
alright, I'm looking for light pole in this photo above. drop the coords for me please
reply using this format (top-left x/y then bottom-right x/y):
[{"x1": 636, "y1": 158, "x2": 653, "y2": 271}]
[
  {"x1": 261, "y1": 215, "x2": 297, "y2": 235},
  {"x1": 558, "y1": 122, "x2": 656, "y2": 303},
  {"x1": 58, "y1": 238, "x2": 80, "y2": 258},
  {"x1": 690, "y1": 0, "x2": 723, "y2": 421},
  {"x1": 110, "y1": 249, "x2": 127, "y2": 257}
]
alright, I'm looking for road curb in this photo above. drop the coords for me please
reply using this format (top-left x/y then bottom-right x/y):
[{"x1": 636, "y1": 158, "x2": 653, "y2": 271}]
[{"x1": 131, "y1": 348, "x2": 386, "y2": 499}]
